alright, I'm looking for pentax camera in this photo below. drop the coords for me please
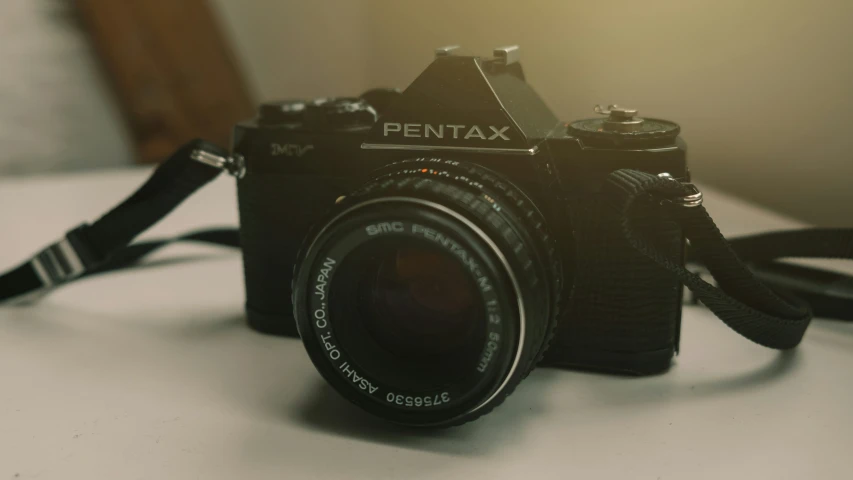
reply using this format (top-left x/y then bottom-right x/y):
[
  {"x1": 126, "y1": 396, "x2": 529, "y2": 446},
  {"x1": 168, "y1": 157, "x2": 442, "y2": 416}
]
[{"x1": 232, "y1": 46, "x2": 688, "y2": 427}]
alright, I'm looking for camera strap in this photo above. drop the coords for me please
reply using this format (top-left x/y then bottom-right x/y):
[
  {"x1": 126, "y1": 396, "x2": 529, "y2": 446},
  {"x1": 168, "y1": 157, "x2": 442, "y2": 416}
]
[
  {"x1": 602, "y1": 169, "x2": 853, "y2": 349},
  {"x1": 0, "y1": 140, "x2": 850, "y2": 350},
  {"x1": 0, "y1": 139, "x2": 232, "y2": 301}
]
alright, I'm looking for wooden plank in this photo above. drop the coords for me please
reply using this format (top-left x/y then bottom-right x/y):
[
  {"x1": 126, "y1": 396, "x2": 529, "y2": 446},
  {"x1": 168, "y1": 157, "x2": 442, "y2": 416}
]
[{"x1": 75, "y1": 0, "x2": 254, "y2": 163}]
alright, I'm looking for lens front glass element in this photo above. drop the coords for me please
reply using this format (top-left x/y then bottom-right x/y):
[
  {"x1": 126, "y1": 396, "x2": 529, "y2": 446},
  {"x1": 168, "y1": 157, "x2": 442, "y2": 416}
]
[
  {"x1": 362, "y1": 244, "x2": 480, "y2": 358},
  {"x1": 333, "y1": 238, "x2": 487, "y2": 390}
]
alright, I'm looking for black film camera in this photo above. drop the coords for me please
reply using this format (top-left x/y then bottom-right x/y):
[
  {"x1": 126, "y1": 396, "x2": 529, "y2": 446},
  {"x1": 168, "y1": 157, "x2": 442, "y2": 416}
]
[{"x1": 233, "y1": 45, "x2": 688, "y2": 426}]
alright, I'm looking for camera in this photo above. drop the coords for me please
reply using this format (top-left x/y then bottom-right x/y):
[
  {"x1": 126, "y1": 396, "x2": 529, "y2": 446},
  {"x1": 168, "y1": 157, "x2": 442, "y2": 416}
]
[{"x1": 232, "y1": 46, "x2": 688, "y2": 427}]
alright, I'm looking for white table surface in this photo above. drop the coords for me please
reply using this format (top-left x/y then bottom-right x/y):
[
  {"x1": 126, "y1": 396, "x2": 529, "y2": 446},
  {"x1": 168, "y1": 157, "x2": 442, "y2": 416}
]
[{"x1": 1, "y1": 169, "x2": 851, "y2": 480}]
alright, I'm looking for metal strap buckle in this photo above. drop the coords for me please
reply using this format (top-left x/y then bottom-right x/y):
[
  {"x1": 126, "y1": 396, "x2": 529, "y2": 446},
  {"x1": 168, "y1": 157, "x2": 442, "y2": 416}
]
[
  {"x1": 190, "y1": 149, "x2": 246, "y2": 179},
  {"x1": 30, "y1": 237, "x2": 87, "y2": 288},
  {"x1": 658, "y1": 172, "x2": 703, "y2": 208}
]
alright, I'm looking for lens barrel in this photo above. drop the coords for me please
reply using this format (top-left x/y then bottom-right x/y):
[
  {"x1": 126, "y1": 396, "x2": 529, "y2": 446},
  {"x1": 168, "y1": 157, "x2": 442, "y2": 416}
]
[{"x1": 293, "y1": 159, "x2": 560, "y2": 426}]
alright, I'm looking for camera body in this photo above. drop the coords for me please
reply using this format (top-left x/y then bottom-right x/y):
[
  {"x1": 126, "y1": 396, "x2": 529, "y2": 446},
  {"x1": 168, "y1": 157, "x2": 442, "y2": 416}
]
[{"x1": 233, "y1": 47, "x2": 688, "y2": 382}]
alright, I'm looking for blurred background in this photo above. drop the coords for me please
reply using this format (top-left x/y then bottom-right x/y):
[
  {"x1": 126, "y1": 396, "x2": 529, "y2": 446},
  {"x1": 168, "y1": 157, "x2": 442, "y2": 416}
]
[{"x1": 1, "y1": 0, "x2": 851, "y2": 225}]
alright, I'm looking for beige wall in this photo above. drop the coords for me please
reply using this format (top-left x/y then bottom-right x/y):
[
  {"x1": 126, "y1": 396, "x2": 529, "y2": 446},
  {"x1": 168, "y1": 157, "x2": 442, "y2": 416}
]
[
  {"x1": 214, "y1": 0, "x2": 853, "y2": 226},
  {"x1": 211, "y1": 0, "x2": 372, "y2": 100}
]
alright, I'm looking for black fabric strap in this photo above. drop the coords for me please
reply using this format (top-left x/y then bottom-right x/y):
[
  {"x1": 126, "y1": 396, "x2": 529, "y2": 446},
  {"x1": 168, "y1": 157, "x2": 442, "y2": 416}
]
[
  {"x1": 0, "y1": 139, "x2": 229, "y2": 303},
  {"x1": 81, "y1": 139, "x2": 229, "y2": 261},
  {"x1": 715, "y1": 228, "x2": 853, "y2": 263},
  {"x1": 0, "y1": 263, "x2": 43, "y2": 302},
  {"x1": 1, "y1": 151, "x2": 851, "y2": 352},
  {"x1": 602, "y1": 169, "x2": 852, "y2": 349},
  {"x1": 84, "y1": 228, "x2": 240, "y2": 277}
]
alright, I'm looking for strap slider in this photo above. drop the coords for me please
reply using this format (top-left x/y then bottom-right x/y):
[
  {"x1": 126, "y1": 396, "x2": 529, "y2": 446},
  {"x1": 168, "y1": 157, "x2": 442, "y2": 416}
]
[
  {"x1": 28, "y1": 224, "x2": 100, "y2": 289},
  {"x1": 190, "y1": 149, "x2": 246, "y2": 179},
  {"x1": 657, "y1": 172, "x2": 703, "y2": 208},
  {"x1": 31, "y1": 238, "x2": 85, "y2": 288}
]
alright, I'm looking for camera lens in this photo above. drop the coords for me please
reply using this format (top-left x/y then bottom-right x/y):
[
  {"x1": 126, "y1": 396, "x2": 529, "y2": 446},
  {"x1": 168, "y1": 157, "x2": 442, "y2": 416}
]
[{"x1": 293, "y1": 159, "x2": 561, "y2": 427}]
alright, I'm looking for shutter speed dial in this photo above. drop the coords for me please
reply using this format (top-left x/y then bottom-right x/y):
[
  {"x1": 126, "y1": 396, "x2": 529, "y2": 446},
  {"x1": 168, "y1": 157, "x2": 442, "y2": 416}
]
[{"x1": 567, "y1": 104, "x2": 680, "y2": 146}]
